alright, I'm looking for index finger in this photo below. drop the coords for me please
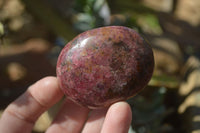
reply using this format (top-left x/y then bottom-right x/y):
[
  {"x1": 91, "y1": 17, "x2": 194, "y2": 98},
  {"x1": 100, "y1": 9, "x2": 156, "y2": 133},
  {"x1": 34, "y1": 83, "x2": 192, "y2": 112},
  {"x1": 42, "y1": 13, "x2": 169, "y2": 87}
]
[{"x1": 0, "y1": 76, "x2": 64, "y2": 133}]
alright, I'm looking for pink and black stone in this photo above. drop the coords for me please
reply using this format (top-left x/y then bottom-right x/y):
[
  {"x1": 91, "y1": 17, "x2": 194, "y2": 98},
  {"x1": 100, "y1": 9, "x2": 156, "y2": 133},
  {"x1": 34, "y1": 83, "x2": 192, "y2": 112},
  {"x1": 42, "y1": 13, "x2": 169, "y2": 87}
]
[{"x1": 56, "y1": 26, "x2": 154, "y2": 109}]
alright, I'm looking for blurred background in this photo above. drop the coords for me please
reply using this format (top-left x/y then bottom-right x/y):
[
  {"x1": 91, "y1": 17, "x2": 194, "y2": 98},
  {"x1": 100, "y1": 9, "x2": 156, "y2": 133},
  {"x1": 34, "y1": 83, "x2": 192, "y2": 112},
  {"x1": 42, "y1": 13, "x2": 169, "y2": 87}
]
[{"x1": 0, "y1": 0, "x2": 200, "y2": 132}]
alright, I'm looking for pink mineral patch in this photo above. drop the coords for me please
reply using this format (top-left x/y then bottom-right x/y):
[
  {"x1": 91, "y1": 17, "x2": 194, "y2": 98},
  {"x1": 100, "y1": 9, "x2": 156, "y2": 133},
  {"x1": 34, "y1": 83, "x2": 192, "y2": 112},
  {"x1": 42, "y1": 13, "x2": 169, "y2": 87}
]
[{"x1": 56, "y1": 26, "x2": 154, "y2": 109}]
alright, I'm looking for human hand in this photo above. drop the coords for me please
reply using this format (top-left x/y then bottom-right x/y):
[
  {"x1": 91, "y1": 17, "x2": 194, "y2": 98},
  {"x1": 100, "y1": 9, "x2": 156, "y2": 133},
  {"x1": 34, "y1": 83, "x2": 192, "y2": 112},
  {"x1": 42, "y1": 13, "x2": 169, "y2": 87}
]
[{"x1": 0, "y1": 76, "x2": 132, "y2": 133}]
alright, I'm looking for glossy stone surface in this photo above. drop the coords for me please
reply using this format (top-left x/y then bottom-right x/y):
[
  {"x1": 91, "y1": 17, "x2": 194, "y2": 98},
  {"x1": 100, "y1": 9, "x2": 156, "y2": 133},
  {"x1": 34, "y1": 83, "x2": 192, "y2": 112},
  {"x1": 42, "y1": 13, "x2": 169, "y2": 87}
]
[{"x1": 56, "y1": 26, "x2": 154, "y2": 109}]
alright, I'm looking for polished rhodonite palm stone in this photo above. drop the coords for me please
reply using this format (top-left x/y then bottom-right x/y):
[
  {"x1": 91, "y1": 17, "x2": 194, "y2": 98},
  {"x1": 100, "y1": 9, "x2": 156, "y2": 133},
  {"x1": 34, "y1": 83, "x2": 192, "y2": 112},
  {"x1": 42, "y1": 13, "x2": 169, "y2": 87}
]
[{"x1": 56, "y1": 26, "x2": 154, "y2": 109}]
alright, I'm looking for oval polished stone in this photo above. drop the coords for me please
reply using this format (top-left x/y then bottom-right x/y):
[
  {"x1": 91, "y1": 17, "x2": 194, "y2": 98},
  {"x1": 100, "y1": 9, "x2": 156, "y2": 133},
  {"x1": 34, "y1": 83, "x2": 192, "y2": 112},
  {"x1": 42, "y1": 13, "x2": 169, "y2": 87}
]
[{"x1": 57, "y1": 26, "x2": 154, "y2": 109}]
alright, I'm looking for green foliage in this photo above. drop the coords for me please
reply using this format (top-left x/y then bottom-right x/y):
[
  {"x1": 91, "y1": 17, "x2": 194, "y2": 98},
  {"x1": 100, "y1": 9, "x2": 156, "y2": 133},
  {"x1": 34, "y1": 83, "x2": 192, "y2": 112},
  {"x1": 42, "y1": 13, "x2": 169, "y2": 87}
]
[
  {"x1": 150, "y1": 74, "x2": 179, "y2": 88},
  {"x1": 73, "y1": 0, "x2": 107, "y2": 32},
  {"x1": 137, "y1": 14, "x2": 163, "y2": 34},
  {"x1": 128, "y1": 87, "x2": 168, "y2": 133}
]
